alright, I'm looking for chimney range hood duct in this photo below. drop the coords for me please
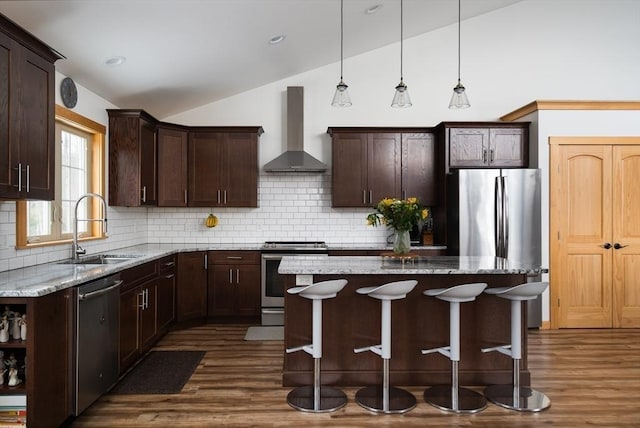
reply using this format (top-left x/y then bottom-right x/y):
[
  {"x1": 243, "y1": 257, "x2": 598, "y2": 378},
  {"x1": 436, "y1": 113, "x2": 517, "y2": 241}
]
[{"x1": 264, "y1": 86, "x2": 327, "y2": 173}]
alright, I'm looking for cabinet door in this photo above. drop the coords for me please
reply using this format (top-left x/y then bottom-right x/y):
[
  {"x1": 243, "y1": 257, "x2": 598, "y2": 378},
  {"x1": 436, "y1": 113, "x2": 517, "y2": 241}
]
[
  {"x1": 489, "y1": 127, "x2": 527, "y2": 167},
  {"x1": 208, "y1": 265, "x2": 235, "y2": 316},
  {"x1": 332, "y1": 132, "x2": 368, "y2": 207},
  {"x1": 157, "y1": 127, "x2": 188, "y2": 206},
  {"x1": 0, "y1": 32, "x2": 17, "y2": 198},
  {"x1": 109, "y1": 115, "x2": 143, "y2": 207},
  {"x1": 156, "y1": 270, "x2": 176, "y2": 333},
  {"x1": 139, "y1": 280, "x2": 157, "y2": 352},
  {"x1": 402, "y1": 132, "x2": 436, "y2": 206},
  {"x1": 139, "y1": 118, "x2": 157, "y2": 205},
  {"x1": 119, "y1": 286, "x2": 141, "y2": 372},
  {"x1": 449, "y1": 128, "x2": 489, "y2": 168},
  {"x1": 18, "y1": 47, "x2": 55, "y2": 200},
  {"x1": 236, "y1": 264, "x2": 261, "y2": 316},
  {"x1": 176, "y1": 252, "x2": 208, "y2": 322},
  {"x1": 223, "y1": 132, "x2": 258, "y2": 207},
  {"x1": 188, "y1": 131, "x2": 224, "y2": 206},
  {"x1": 368, "y1": 133, "x2": 401, "y2": 204}
]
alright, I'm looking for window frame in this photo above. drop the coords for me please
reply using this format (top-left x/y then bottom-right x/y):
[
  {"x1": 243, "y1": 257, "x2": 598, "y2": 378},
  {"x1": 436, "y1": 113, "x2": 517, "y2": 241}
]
[{"x1": 16, "y1": 105, "x2": 106, "y2": 249}]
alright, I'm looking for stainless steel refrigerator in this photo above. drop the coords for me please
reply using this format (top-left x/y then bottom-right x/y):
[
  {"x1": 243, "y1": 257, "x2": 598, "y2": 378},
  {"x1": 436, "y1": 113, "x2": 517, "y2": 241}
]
[{"x1": 446, "y1": 169, "x2": 542, "y2": 327}]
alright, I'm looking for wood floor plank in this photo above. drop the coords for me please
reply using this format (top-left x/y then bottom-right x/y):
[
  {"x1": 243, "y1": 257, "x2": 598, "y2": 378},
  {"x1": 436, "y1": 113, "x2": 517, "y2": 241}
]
[{"x1": 70, "y1": 326, "x2": 640, "y2": 427}]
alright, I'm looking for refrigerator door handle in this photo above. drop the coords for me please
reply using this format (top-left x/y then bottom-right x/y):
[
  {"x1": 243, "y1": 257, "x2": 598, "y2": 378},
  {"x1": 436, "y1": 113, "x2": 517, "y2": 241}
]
[
  {"x1": 495, "y1": 176, "x2": 502, "y2": 256},
  {"x1": 502, "y1": 176, "x2": 509, "y2": 258}
]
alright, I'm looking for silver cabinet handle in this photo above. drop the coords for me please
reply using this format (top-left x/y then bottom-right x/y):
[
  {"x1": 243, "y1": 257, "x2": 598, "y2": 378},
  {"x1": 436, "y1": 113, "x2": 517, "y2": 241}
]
[
  {"x1": 204, "y1": 253, "x2": 208, "y2": 270},
  {"x1": 138, "y1": 290, "x2": 145, "y2": 309},
  {"x1": 217, "y1": 189, "x2": 221, "y2": 204},
  {"x1": 236, "y1": 268, "x2": 240, "y2": 284},
  {"x1": 224, "y1": 190, "x2": 227, "y2": 205},
  {"x1": 163, "y1": 261, "x2": 175, "y2": 267},
  {"x1": 226, "y1": 256, "x2": 243, "y2": 260},
  {"x1": 142, "y1": 186, "x2": 147, "y2": 202},
  {"x1": 490, "y1": 149, "x2": 495, "y2": 163},
  {"x1": 369, "y1": 190, "x2": 372, "y2": 205},
  {"x1": 14, "y1": 163, "x2": 22, "y2": 191},
  {"x1": 363, "y1": 190, "x2": 367, "y2": 205},
  {"x1": 163, "y1": 274, "x2": 175, "y2": 279},
  {"x1": 26, "y1": 164, "x2": 30, "y2": 192},
  {"x1": 229, "y1": 268, "x2": 233, "y2": 284},
  {"x1": 483, "y1": 149, "x2": 488, "y2": 163},
  {"x1": 184, "y1": 189, "x2": 187, "y2": 205}
]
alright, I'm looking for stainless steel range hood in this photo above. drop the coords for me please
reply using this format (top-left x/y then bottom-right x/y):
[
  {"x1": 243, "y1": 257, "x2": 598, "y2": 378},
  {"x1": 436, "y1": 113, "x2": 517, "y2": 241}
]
[{"x1": 264, "y1": 86, "x2": 327, "y2": 173}]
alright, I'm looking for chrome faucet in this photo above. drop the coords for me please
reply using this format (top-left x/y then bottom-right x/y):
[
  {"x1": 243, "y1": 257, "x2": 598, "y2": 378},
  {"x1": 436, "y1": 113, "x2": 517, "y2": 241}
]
[{"x1": 72, "y1": 192, "x2": 108, "y2": 260}]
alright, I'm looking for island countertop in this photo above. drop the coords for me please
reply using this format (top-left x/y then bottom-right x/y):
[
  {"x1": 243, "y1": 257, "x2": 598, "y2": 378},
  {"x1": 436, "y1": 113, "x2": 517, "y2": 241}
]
[{"x1": 279, "y1": 255, "x2": 546, "y2": 275}]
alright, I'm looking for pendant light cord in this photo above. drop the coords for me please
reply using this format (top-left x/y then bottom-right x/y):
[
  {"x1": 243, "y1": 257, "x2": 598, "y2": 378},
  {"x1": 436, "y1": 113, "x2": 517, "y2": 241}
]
[
  {"x1": 457, "y1": 0, "x2": 461, "y2": 82},
  {"x1": 340, "y1": 0, "x2": 344, "y2": 80},
  {"x1": 400, "y1": 0, "x2": 404, "y2": 81}
]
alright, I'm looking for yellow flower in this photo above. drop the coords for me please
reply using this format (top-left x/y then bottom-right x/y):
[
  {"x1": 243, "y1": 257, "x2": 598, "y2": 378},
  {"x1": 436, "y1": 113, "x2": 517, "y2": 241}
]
[
  {"x1": 421, "y1": 208, "x2": 429, "y2": 219},
  {"x1": 407, "y1": 197, "x2": 417, "y2": 204},
  {"x1": 367, "y1": 197, "x2": 429, "y2": 231}
]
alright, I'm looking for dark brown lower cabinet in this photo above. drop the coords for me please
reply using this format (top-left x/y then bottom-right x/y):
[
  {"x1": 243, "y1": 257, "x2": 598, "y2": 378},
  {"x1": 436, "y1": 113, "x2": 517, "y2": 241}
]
[
  {"x1": 207, "y1": 251, "x2": 260, "y2": 320},
  {"x1": 176, "y1": 252, "x2": 208, "y2": 322},
  {"x1": 157, "y1": 257, "x2": 176, "y2": 334},
  {"x1": 0, "y1": 289, "x2": 72, "y2": 428}
]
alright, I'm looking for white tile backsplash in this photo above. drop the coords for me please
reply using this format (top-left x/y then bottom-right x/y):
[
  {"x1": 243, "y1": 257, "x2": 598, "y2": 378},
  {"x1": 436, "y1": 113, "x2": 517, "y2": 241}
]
[{"x1": 0, "y1": 173, "x2": 388, "y2": 272}]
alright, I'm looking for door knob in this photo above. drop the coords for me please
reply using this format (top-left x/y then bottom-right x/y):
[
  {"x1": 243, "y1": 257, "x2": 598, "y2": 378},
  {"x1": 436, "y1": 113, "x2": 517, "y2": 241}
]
[
  {"x1": 613, "y1": 243, "x2": 628, "y2": 250},
  {"x1": 602, "y1": 243, "x2": 612, "y2": 249}
]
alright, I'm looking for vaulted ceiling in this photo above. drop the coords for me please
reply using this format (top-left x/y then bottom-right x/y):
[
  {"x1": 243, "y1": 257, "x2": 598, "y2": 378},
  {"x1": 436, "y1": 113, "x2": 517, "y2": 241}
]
[{"x1": 0, "y1": 0, "x2": 521, "y2": 118}]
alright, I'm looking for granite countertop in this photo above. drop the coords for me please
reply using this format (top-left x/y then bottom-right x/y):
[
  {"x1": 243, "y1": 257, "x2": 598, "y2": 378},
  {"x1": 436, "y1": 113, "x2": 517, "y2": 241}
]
[
  {"x1": 0, "y1": 242, "x2": 448, "y2": 298},
  {"x1": 278, "y1": 255, "x2": 547, "y2": 275}
]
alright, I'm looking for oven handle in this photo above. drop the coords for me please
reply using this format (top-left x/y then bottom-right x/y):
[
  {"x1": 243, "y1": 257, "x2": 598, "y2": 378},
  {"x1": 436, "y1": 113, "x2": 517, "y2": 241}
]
[{"x1": 262, "y1": 308, "x2": 285, "y2": 315}]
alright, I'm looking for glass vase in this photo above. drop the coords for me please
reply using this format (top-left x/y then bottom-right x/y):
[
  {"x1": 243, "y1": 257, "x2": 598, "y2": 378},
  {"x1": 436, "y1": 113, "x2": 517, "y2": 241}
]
[{"x1": 393, "y1": 229, "x2": 411, "y2": 255}]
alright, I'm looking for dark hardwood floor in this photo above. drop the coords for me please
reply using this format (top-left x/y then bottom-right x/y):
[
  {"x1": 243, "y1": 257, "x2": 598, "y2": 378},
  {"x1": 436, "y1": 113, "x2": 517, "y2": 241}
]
[{"x1": 70, "y1": 326, "x2": 640, "y2": 427}]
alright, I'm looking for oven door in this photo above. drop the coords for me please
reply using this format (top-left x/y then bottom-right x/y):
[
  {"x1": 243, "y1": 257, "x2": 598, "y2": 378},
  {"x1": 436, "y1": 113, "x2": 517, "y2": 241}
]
[{"x1": 260, "y1": 254, "x2": 288, "y2": 325}]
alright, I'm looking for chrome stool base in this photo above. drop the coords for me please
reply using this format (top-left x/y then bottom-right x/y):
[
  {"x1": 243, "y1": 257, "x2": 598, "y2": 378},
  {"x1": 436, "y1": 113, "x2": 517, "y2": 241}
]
[
  {"x1": 355, "y1": 385, "x2": 417, "y2": 414},
  {"x1": 287, "y1": 385, "x2": 347, "y2": 413},
  {"x1": 484, "y1": 384, "x2": 551, "y2": 412},
  {"x1": 424, "y1": 385, "x2": 487, "y2": 414}
]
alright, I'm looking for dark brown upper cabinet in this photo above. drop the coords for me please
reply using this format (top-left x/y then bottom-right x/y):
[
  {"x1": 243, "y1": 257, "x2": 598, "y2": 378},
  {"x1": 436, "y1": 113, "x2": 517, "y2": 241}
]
[
  {"x1": 0, "y1": 15, "x2": 63, "y2": 200},
  {"x1": 107, "y1": 109, "x2": 157, "y2": 207},
  {"x1": 109, "y1": 109, "x2": 262, "y2": 208},
  {"x1": 328, "y1": 127, "x2": 436, "y2": 208},
  {"x1": 157, "y1": 125, "x2": 188, "y2": 207},
  {"x1": 437, "y1": 122, "x2": 529, "y2": 173},
  {"x1": 187, "y1": 128, "x2": 262, "y2": 207}
]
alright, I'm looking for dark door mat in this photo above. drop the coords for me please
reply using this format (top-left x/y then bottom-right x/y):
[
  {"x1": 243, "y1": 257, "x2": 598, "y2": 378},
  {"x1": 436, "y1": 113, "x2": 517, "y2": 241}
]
[{"x1": 111, "y1": 350, "x2": 205, "y2": 394}]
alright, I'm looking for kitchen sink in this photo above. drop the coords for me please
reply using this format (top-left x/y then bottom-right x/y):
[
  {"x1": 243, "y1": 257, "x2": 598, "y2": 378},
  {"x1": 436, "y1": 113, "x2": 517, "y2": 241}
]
[{"x1": 61, "y1": 254, "x2": 142, "y2": 265}]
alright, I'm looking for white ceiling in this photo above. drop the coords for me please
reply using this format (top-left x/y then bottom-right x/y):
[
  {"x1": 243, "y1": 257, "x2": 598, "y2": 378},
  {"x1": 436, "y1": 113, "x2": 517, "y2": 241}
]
[{"x1": 0, "y1": 0, "x2": 521, "y2": 118}]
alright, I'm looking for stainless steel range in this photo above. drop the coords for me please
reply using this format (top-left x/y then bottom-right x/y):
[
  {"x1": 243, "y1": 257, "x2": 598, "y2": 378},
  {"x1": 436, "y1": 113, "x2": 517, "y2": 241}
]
[{"x1": 260, "y1": 241, "x2": 328, "y2": 325}]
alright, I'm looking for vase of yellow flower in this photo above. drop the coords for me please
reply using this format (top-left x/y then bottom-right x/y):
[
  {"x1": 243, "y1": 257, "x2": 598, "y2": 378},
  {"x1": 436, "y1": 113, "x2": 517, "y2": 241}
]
[{"x1": 366, "y1": 197, "x2": 429, "y2": 254}]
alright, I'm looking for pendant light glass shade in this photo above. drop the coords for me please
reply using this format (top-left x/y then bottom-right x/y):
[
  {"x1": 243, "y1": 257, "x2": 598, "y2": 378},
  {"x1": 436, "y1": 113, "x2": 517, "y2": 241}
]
[
  {"x1": 449, "y1": 0, "x2": 470, "y2": 109},
  {"x1": 392, "y1": 80, "x2": 412, "y2": 108},
  {"x1": 391, "y1": 0, "x2": 411, "y2": 108},
  {"x1": 332, "y1": 0, "x2": 351, "y2": 107},
  {"x1": 449, "y1": 80, "x2": 469, "y2": 108}
]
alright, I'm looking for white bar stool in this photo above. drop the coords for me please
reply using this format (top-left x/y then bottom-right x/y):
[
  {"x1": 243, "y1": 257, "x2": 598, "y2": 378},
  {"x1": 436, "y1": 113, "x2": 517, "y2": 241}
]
[
  {"x1": 353, "y1": 280, "x2": 418, "y2": 414},
  {"x1": 422, "y1": 282, "x2": 488, "y2": 413},
  {"x1": 481, "y1": 281, "x2": 551, "y2": 412},
  {"x1": 286, "y1": 279, "x2": 348, "y2": 413}
]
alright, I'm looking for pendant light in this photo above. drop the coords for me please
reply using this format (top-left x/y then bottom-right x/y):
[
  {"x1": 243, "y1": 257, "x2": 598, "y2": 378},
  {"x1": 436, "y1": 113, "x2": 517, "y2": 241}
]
[
  {"x1": 391, "y1": 0, "x2": 411, "y2": 108},
  {"x1": 332, "y1": 0, "x2": 352, "y2": 107},
  {"x1": 449, "y1": 0, "x2": 470, "y2": 109}
]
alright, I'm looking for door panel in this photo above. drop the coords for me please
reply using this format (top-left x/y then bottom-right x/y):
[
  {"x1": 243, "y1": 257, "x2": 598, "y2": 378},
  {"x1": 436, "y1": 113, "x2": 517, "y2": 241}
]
[
  {"x1": 612, "y1": 146, "x2": 640, "y2": 327},
  {"x1": 368, "y1": 133, "x2": 401, "y2": 204},
  {"x1": 557, "y1": 145, "x2": 613, "y2": 328}
]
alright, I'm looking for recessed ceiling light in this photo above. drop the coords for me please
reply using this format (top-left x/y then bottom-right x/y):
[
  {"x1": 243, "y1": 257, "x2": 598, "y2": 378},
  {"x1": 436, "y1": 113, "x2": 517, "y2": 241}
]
[
  {"x1": 366, "y1": 4, "x2": 382, "y2": 14},
  {"x1": 268, "y1": 35, "x2": 286, "y2": 45},
  {"x1": 105, "y1": 56, "x2": 126, "y2": 66}
]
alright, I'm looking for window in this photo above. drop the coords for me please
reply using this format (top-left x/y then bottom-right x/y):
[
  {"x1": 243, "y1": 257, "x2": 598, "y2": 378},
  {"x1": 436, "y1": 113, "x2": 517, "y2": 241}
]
[{"x1": 16, "y1": 106, "x2": 106, "y2": 248}]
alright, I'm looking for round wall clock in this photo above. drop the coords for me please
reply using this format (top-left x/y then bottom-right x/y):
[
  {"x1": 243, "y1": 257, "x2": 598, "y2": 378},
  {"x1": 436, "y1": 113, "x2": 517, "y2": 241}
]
[{"x1": 60, "y1": 77, "x2": 78, "y2": 108}]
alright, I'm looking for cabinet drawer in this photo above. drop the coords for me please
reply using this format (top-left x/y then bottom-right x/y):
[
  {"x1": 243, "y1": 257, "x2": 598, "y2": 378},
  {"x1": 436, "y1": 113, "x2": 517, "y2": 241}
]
[
  {"x1": 157, "y1": 255, "x2": 176, "y2": 273},
  {"x1": 120, "y1": 261, "x2": 158, "y2": 291},
  {"x1": 208, "y1": 251, "x2": 260, "y2": 265}
]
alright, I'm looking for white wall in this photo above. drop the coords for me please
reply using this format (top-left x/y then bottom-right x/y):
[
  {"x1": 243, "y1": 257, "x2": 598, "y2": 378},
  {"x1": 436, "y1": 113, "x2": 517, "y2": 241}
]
[{"x1": 1, "y1": 0, "x2": 639, "y2": 274}]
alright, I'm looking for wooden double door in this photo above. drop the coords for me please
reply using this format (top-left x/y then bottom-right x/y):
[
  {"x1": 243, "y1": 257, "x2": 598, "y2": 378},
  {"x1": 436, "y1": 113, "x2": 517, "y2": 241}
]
[{"x1": 551, "y1": 139, "x2": 640, "y2": 328}]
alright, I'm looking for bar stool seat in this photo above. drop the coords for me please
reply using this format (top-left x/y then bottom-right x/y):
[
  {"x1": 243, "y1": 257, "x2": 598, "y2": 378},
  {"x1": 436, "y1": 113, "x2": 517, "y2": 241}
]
[
  {"x1": 354, "y1": 280, "x2": 418, "y2": 414},
  {"x1": 422, "y1": 283, "x2": 488, "y2": 414},
  {"x1": 286, "y1": 279, "x2": 348, "y2": 413},
  {"x1": 481, "y1": 282, "x2": 551, "y2": 412}
]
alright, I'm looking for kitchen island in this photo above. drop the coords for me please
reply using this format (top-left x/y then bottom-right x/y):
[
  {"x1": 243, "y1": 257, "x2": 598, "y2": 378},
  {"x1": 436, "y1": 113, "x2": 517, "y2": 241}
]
[{"x1": 279, "y1": 255, "x2": 545, "y2": 387}]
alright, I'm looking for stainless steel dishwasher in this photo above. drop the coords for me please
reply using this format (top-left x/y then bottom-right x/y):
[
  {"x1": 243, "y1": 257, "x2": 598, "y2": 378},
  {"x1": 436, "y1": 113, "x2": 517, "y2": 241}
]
[{"x1": 75, "y1": 273, "x2": 122, "y2": 415}]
